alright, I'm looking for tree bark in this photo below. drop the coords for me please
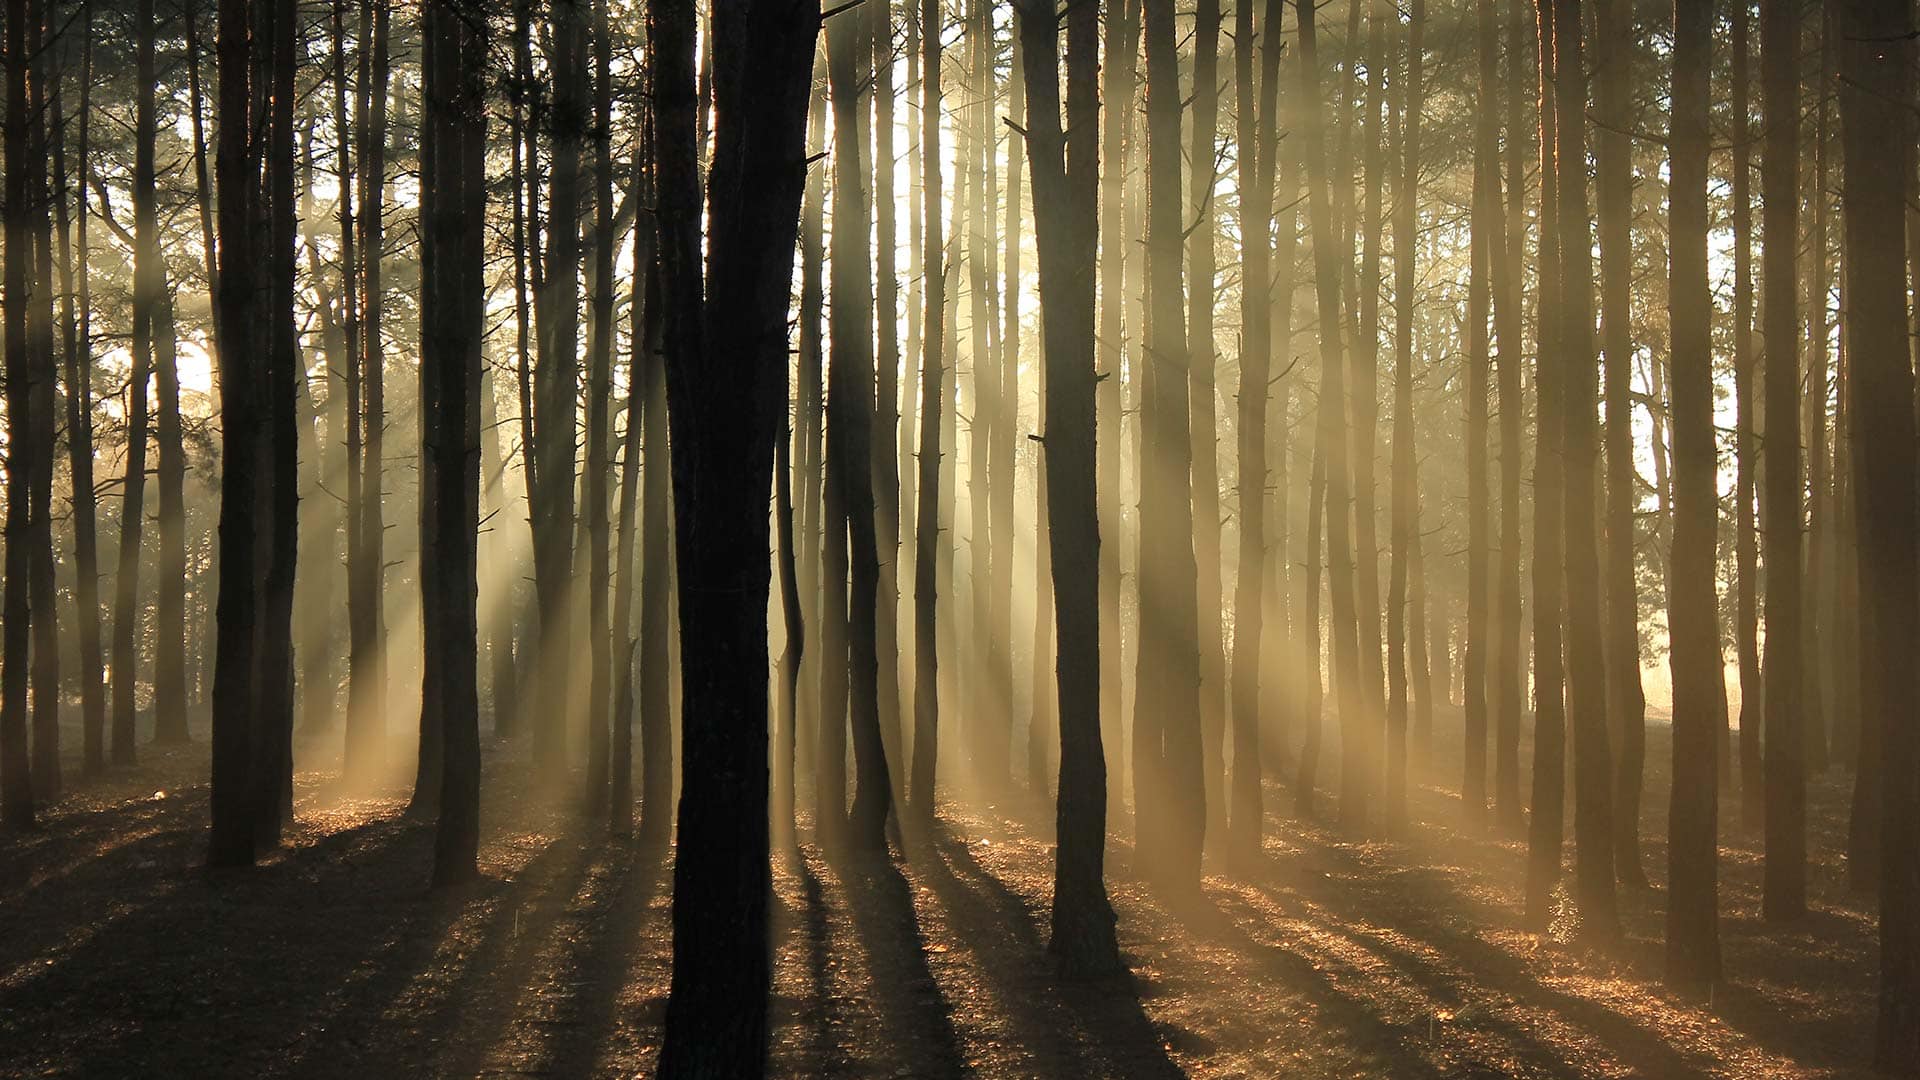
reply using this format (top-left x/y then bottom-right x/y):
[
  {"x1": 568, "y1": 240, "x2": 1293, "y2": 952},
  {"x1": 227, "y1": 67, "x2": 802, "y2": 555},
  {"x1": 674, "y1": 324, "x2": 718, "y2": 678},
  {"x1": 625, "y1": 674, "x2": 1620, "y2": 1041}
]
[
  {"x1": 1384, "y1": 0, "x2": 1423, "y2": 834},
  {"x1": 910, "y1": 0, "x2": 945, "y2": 819}
]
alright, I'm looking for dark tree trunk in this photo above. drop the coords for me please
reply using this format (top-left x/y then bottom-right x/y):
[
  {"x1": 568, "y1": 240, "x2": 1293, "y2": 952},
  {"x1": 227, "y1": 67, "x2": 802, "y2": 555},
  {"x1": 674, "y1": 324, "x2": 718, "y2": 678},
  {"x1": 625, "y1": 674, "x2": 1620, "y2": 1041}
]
[
  {"x1": 1760, "y1": 0, "x2": 1806, "y2": 922},
  {"x1": 637, "y1": 291, "x2": 674, "y2": 850},
  {"x1": 1019, "y1": 0, "x2": 1122, "y2": 976},
  {"x1": 910, "y1": 0, "x2": 945, "y2": 819},
  {"x1": 828, "y1": 2, "x2": 894, "y2": 852},
  {"x1": 582, "y1": 0, "x2": 617, "y2": 816},
  {"x1": 1834, "y1": 0, "x2": 1919, "y2": 1062},
  {"x1": 873, "y1": 0, "x2": 907, "y2": 811},
  {"x1": 651, "y1": 2, "x2": 817, "y2": 1074},
  {"x1": 255, "y1": 0, "x2": 300, "y2": 847},
  {"x1": 612, "y1": 121, "x2": 656, "y2": 839},
  {"x1": 154, "y1": 3, "x2": 191, "y2": 747},
  {"x1": 1, "y1": 0, "x2": 36, "y2": 828},
  {"x1": 208, "y1": 0, "x2": 263, "y2": 868},
  {"x1": 533, "y1": 0, "x2": 582, "y2": 781},
  {"x1": 1350, "y1": 0, "x2": 1390, "y2": 831},
  {"x1": 1664, "y1": 0, "x2": 1720, "y2": 994},
  {"x1": 423, "y1": 0, "x2": 487, "y2": 888}
]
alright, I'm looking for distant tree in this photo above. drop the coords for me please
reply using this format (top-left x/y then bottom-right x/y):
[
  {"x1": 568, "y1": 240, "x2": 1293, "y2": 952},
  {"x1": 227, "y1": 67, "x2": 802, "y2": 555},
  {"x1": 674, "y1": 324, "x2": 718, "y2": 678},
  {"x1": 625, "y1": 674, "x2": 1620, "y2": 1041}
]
[
  {"x1": 1729, "y1": 0, "x2": 1761, "y2": 834},
  {"x1": 1384, "y1": 0, "x2": 1424, "y2": 834},
  {"x1": 581, "y1": 0, "x2": 617, "y2": 816}
]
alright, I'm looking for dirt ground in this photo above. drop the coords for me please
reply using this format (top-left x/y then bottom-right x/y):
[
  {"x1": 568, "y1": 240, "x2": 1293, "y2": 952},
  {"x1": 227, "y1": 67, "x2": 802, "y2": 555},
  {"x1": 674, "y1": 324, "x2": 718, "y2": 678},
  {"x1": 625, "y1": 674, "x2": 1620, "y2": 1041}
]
[{"x1": 0, "y1": 706, "x2": 1883, "y2": 1079}]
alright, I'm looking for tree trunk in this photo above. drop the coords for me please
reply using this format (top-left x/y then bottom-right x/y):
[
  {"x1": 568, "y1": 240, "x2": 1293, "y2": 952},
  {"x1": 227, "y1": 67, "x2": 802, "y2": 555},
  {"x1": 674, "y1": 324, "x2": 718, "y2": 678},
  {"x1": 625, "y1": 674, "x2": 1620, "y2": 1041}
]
[
  {"x1": 1664, "y1": 0, "x2": 1720, "y2": 993},
  {"x1": 582, "y1": 0, "x2": 617, "y2": 815},
  {"x1": 651, "y1": 0, "x2": 816, "y2": 1072},
  {"x1": 153, "y1": 2, "x2": 191, "y2": 746},
  {"x1": 1135, "y1": 0, "x2": 1204, "y2": 884},
  {"x1": 828, "y1": 1, "x2": 894, "y2": 852},
  {"x1": 874, "y1": 0, "x2": 907, "y2": 811},
  {"x1": 423, "y1": 0, "x2": 487, "y2": 887},
  {"x1": 1833, "y1": 0, "x2": 1918, "y2": 1060},
  {"x1": 1731, "y1": 0, "x2": 1761, "y2": 832},
  {"x1": 1552, "y1": 0, "x2": 1621, "y2": 944},
  {"x1": 1021, "y1": 0, "x2": 1121, "y2": 975},
  {"x1": 532, "y1": 0, "x2": 582, "y2": 780},
  {"x1": 54, "y1": 21, "x2": 107, "y2": 774},
  {"x1": 113, "y1": 0, "x2": 162, "y2": 768},
  {"x1": 1188, "y1": 0, "x2": 1227, "y2": 855},
  {"x1": 1523, "y1": 0, "x2": 1567, "y2": 928},
  {"x1": 208, "y1": 0, "x2": 263, "y2": 868},
  {"x1": 1384, "y1": 0, "x2": 1423, "y2": 834},
  {"x1": 0, "y1": 0, "x2": 36, "y2": 828},
  {"x1": 910, "y1": 0, "x2": 945, "y2": 819},
  {"x1": 1595, "y1": 0, "x2": 1645, "y2": 885},
  {"x1": 1464, "y1": 0, "x2": 1495, "y2": 828},
  {"x1": 1760, "y1": 0, "x2": 1806, "y2": 922}
]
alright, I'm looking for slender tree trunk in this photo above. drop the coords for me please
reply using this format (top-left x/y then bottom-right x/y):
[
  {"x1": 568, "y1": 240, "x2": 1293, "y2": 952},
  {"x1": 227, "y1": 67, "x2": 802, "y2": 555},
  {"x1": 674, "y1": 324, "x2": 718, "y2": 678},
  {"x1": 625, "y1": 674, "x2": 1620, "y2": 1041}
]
[
  {"x1": 874, "y1": 0, "x2": 907, "y2": 811},
  {"x1": 1552, "y1": 0, "x2": 1621, "y2": 944},
  {"x1": 1523, "y1": 0, "x2": 1567, "y2": 927},
  {"x1": 1020, "y1": 0, "x2": 1121, "y2": 974},
  {"x1": 1486, "y1": 0, "x2": 1524, "y2": 837},
  {"x1": 1384, "y1": 0, "x2": 1423, "y2": 834},
  {"x1": 1664, "y1": 0, "x2": 1720, "y2": 992},
  {"x1": 613, "y1": 119, "x2": 656, "y2": 838},
  {"x1": 1760, "y1": 0, "x2": 1806, "y2": 922},
  {"x1": 113, "y1": 0, "x2": 162, "y2": 768},
  {"x1": 637, "y1": 286, "x2": 674, "y2": 850},
  {"x1": 533, "y1": 0, "x2": 582, "y2": 781},
  {"x1": 910, "y1": 0, "x2": 945, "y2": 819},
  {"x1": 1188, "y1": 0, "x2": 1227, "y2": 854},
  {"x1": 1096, "y1": 0, "x2": 1139, "y2": 829},
  {"x1": 0, "y1": 0, "x2": 36, "y2": 826},
  {"x1": 582, "y1": 0, "x2": 617, "y2": 815},
  {"x1": 1595, "y1": 0, "x2": 1645, "y2": 884},
  {"x1": 153, "y1": 2, "x2": 190, "y2": 745},
  {"x1": 1463, "y1": 0, "x2": 1496, "y2": 828},
  {"x1": 1731, "y1": 0, "x2": 1761, "y2": 831},
  {"x1": 1134, "y1": 0, "x2": 1204, "y2": 884},
  {"x1": 797, "y1": 57, "x2": 827, "y2": 804}
]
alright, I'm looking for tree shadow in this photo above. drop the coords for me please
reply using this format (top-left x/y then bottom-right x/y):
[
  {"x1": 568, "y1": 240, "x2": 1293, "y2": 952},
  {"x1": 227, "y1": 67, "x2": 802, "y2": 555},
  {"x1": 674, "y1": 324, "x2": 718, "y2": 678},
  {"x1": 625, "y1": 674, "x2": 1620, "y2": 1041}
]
[
  {"x1": 824, "y1": 843, "x2": 971, "y2": 1079},
  {"x1": 918, "y1": 828, "x2": 1186, "y2": 1079}
]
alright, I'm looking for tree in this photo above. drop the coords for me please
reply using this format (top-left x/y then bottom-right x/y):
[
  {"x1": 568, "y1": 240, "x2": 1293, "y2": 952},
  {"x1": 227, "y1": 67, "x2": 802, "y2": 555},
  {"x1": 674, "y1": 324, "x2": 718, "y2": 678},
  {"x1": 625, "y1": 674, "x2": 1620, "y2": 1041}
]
[
  {"x1": 53, "y1": 18, "x2": 107, "y2": 775},
  {"x1": 1385, "y1": 0, "x2": 1424, "y2": 834},
  {"x1": 1188, "y1": 0, "x2": 1226, "y2": 852},
  {"x1": 1731, "y1": 0, "x2": 1762, "y2": 833},
  {"x1": 827, "y1": 0, "x2": 895, "y2": 852},
  {"x1": 1, "y1": 0, "x2": 36, "y2": 830},
  {"x1": 1020, "y1": 0, "x2": 1122, "y2": 976},
  {"x1": 113, "y1": 0, "x2": 162, "y2": 768},
  {"x1": 1464, "y1": 0, "x2": 1495, "y2": 827},
  {"x1": 1760, "y1": 0, "x2": 1806, "y2": 922},
  {"x1": 208, "y1": 0, "x2": 265, "y2": 868},
  {"x1": 909, "y1": 0, "x2": 944, "y2": 820},
  {"x1": 1135, "y1": 0, "x2": 1204, "y2": 884},
  {"x1": 1664, "y1": 0, "x2": 1719, "y2": 993},
  {"x1": 1230, "y1": 0, "x2": 1286, "y2": 865},
  {"x1": 651, "y1": 0, "x2": 817, "y2": 1072},
  {"x1": 422, "y1": 0, "x2": 487, "y2": 889},
  {"x1": 1524, "y1": 0, "x2": 1567, "y2": 928},
  {"x1": 1833, "y1": 0, "x2": 1919, "y2": 1062},
  {"x1": 582, "y1": 0, "x2": 617, "y2": 815}
]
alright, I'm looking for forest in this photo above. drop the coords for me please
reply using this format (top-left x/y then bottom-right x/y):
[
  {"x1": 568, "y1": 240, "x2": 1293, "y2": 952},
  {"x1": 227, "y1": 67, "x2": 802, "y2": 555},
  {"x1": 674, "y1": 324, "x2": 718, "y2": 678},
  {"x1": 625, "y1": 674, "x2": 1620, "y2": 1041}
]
[{"x1": 0, "y1": 0, "x2": 1916, "y2": 1075}]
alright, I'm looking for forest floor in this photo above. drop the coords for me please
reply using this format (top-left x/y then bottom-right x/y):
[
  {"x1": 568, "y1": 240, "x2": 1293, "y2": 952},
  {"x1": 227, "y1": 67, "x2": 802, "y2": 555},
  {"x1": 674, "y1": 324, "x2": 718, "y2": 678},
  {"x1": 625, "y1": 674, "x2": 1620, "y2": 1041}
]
[{"x1": 0, "y1": 705, "x2": 1881, "y2": 1079}]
